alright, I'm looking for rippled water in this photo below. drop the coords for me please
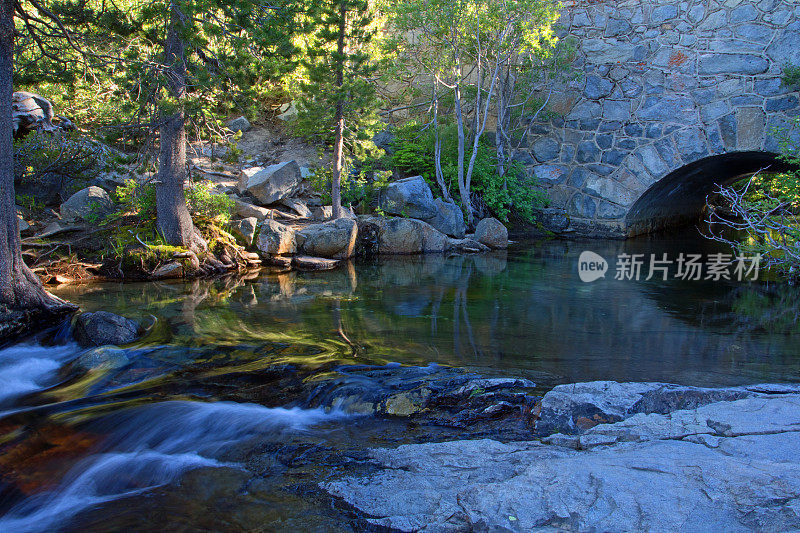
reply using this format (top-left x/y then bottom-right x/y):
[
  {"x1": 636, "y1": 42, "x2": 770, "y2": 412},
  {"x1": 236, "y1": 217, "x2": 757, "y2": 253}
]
[{"x1": 0, "y1": 233, "x2": 798, "y2": 531}]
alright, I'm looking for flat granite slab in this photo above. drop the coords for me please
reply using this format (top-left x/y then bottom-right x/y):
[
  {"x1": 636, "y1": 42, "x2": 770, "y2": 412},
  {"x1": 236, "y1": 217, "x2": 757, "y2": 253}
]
[{"x1": 322, "y1": 383, "x2": 800, "y2": 532}]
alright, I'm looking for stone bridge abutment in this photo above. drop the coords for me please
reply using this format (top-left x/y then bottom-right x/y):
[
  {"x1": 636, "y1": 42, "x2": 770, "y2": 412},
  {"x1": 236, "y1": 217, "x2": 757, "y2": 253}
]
[{"x1": 523, "y1": 0, "x2": 800, "y2": 237}]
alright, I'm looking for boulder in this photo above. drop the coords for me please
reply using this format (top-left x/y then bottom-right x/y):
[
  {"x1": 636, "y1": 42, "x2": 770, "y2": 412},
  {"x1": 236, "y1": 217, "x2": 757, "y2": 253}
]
[
  {"x1": 427, "y1": 199, "x2": 466, "y2": 238},
  {"x1": 256, "y1": 219, "x2": 296, "y2": 255},
  {"x1": 448, "y1": 238, "x2": 489, "y2": 254},
  {"x1": 292, "y1": 255, "x2": 341, "y2": 271},
  {"x1": 12, "y1": 91, "x2": 57, "y2": 138},
  {"x1": 379, "y1": 176, "x2": 438, "y2": 220},
  {"x1": 233, "y1": 198, "x2": 271, "y2": 221},
  {"x1": 277, "y1": 101, "x2": 298, "y2": 121},
  {"x1": 227, "y1": 116, "x2": 251, "y2": 133},
  {"x1": 373, "y1": 129, "x2": 395, "y2": 152},
  {"x1": 474, "y1": 217, "x2": 508, "y2": 249},
  {"x1": 280, "y1": 197, "x2": 312, "y2": 218},
  {"x1": 230, "y1": 217, "x2": 259, "y2": 247},
  {"x1": 73, "y1": 311, "x2": 141, "y2": 347},
  {"x1": 17, "y1": 210, "x2": 29, "y2": 233},
  {"x1": 151, "y1": 262, "x2": 184, "y2": 280},
  {"x1": 239, "y1": 161, "x2": 303, "y2": 205},
  {"x1": 364, "y1": 216, "x2": 450, "y2": 254},
  {"x1": 296, "y1": 217, "x2": 358, "y2": 259},
  {"x1": 60, "y1": 186, "x2": 114, "y2": 222},
  {"x1": 378, "y1": 178, "x2": 465, "y2": 238}
]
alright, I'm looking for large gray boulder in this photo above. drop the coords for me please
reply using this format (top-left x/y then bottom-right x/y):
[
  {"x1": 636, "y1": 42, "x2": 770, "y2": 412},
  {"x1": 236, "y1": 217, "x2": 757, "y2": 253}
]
[
  {"x1": 296, "y1": 217, "x2": 358, "y2": 259},
  {"x1": 427, "y1": 199, "x2": 465, "y2": 238},
  {"x1": 474, "y1": 217, "x2": 509, "y2": 249},
  {"x1": 60, "y1": 186, "x2": 114, "y2": 222},
  {"x1": 322, "y1": 388, "x2": 800, "y2": 532},
  {"x1": 379, "y1": 177, "x2": 466, "y2": 238},
  {"x1": 239, "y1": 161, "x2": 303, "y2": 205},
  {"x1": 362, "y1": 216, "x2": 450, "y2": 254},
  {"x1": 379, "y1": 176, "x2": 438, "y2": 220},
  {"x1": 73, "y1": 311, "x2": 141, "y2": 347},
  {"x1": 255, "y1": 219, "x2": 296, "y2": 255}
]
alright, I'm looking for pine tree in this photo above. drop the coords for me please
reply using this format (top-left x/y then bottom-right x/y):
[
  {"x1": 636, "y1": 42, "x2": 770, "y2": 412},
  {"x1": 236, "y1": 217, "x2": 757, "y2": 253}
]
[
  {"x1": 0, "y1": 0, "x2": 76, "y2": 337},
  {"x1": 300, "y1": 0, "x2": 383, "y2": 219}
]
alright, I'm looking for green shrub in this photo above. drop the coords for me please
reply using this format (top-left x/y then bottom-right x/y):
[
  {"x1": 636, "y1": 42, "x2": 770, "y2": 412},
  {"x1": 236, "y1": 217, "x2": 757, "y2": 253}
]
[
  {"x1": 14, "y1": 130, "x2": 104, "y2": 191},
  {"x1": 185, "y1": 180, "x2": 234, "y2": 222},
  {"x1": 115, "y1": 178, "x2": 233, "y2": 223},
  {"x1": 388, "y1": 121, "x2": 549, "y2": 224},
  {"x1": 308, "y1": 157, "x2": 391, "y2": 211}
]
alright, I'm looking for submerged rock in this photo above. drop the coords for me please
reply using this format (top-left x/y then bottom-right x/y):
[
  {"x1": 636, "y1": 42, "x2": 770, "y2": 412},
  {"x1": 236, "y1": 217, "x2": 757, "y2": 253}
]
[
  {"x1": 73, "y1": 311, "x2": 141, "y2": 347},
  {"x1": 292, "y1": 255, "x2": 341, "y2": 271},
  {"x1": 73, "y1": 346, "x2": 130, "y2": 371}
]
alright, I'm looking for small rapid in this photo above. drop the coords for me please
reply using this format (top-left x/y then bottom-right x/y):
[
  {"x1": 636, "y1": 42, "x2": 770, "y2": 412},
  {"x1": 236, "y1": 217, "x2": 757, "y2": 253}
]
[
  {"x1": 0, "y1": 343, "x2": 79, "y2": 404},
  {"x1": 0, "y1": 400, "x2": 349, "y2": 533}
]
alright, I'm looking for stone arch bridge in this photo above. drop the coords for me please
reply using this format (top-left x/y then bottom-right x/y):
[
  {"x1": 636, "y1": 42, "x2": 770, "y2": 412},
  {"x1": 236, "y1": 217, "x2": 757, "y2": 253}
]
[{"x1": 523, "y1": 0, "x2": 800, "y2": 237}]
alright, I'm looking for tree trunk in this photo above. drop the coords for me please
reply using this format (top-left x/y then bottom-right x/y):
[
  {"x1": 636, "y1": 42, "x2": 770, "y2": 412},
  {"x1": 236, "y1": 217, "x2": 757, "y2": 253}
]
[
  {"x1": 0, "y1": 0, "x2": 74, "y2": 338},
  {"x1": 432, "y1": 83, "x2": 450, "y2": 201},
  {"x1": 454, "y1": 81, "x2": 472, "y2": 225},
  {"x1": 156, "y1": 1, "x2": 204, "y2": 251},
  {"x1": 330, "y1": 0, "x2": 347, "y2": 220}
]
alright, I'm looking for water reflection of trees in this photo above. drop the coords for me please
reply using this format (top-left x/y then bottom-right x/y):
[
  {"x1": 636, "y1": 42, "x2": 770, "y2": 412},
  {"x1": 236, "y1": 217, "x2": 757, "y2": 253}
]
[{"x1": 54, "y1": 241, "x2": 800, "y2": 386}]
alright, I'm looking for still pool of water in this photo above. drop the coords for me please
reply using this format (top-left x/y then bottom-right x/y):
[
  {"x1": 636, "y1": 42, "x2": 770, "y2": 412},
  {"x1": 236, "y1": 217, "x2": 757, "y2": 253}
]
[
  {"x1": 0, "y1": 233, "x2": 798, "y2": 531},
  {"x1": 52, "y1": 234, "x2": 800, "y2": 387}
]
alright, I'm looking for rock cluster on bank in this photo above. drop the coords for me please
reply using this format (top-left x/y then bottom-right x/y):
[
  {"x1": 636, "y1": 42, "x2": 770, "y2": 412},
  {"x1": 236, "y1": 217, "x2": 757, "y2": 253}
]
[{"x1": 227, "y1": 163, "x2": 510, "y2": 271}]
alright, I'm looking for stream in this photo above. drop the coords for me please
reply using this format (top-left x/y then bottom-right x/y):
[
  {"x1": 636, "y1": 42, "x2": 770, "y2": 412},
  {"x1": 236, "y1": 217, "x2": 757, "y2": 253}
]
[{"x1": 1, "y1": 232, "x2": 799, "y2": 531}]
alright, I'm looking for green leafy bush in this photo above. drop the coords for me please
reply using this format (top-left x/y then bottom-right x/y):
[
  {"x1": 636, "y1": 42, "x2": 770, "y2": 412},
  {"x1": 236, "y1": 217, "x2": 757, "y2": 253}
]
[
  {"x1": 309, "y1": 164, "x2": 391, "y2": 210},
  {"x1": 388, "y1": 121, "x2": 549, "y2": 223},
  {"x1": 115, "y1": 178, "x2": 233, "y2": 223},
  {"x1": 14, "y1": 130, "x2": 105, "y2": 192}
]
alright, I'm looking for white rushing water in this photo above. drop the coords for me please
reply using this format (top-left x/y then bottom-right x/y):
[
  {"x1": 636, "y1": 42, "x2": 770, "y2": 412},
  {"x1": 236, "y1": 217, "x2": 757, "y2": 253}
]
[
  {"x1": 0, "y1": 343, "x2": 79, "y2": 404},
  {"x1": 0, "y1": 400, "x2": 348, "y2": 533}
]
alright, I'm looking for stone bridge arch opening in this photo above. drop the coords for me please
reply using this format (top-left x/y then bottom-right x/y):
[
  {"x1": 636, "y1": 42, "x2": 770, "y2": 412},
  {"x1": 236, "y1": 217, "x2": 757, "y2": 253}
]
[{"x1": 624, "y1": 151, "x2": 789, "y2": 236}]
